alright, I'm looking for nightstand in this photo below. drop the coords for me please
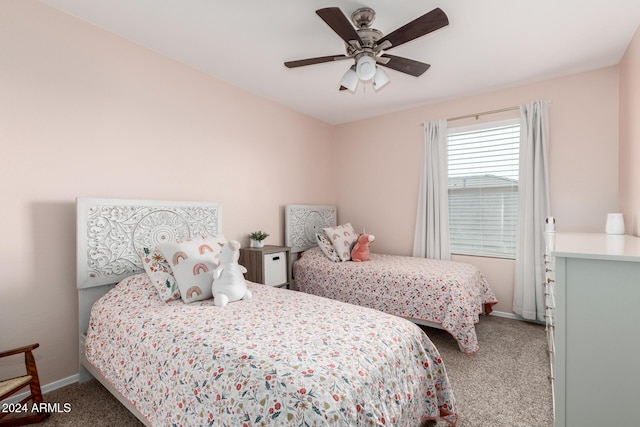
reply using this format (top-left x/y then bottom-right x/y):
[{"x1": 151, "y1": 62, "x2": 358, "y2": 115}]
[{"x1": 239, "y1": 245, "x2": 291, "y2": 288}]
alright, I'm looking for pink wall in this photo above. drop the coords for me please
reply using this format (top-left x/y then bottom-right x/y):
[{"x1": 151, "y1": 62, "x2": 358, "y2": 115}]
[
  {"x1": 332, "y1": 67, "x2": 620, "y2": 314},
  {"x1": 0, "y1": 1, "x2": 334, "y2": 386},
  {"x1": 619, "y1": 25, "x2": 640, "y2": 236}
]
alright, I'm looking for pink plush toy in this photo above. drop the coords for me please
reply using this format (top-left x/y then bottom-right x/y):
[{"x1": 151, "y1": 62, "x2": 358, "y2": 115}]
[{"x1": 351, "y1": 234, "x2": 375, "y2": 262}]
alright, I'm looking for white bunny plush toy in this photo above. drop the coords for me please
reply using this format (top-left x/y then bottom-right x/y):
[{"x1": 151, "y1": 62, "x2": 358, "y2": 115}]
[{"x1": 212, "y1": 241, "x2": 252, "y2": 307}]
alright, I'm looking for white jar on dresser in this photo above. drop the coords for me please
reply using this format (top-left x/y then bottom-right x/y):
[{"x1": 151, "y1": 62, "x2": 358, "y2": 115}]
[{"x1": 548, "y1": 232, "x2": 640, "y2": 427}]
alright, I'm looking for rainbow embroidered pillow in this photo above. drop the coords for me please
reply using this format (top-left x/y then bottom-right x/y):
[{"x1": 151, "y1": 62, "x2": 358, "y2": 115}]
[
  {"x1": 157, "y1": 234, "x2": 227, "y2": 303},
  {"x1": 323, "y1": 223, "x2": 358, "y2": 262},
  {"x1": 140, "y1": 247, "x2": 181, "y2": 302}
]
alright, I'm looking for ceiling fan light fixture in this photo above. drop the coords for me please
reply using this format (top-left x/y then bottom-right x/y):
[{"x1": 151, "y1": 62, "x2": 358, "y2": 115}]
[
  {"x1": 373, "y1": 67, "x2": 390, "y2": 90},
  {"x1": 341, "y1": 66, "x2": 359, "y2": 92},
  {"x1": 286, "y1": 7, "x2": 450, "y2": 93},
  {"x1": 355, "y1": 55, "x2": 376, "y2": 81}
]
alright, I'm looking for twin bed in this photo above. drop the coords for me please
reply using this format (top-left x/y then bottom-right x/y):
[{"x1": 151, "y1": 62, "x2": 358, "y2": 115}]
[
  {"x1": 77, "y1": 199, "x2": 459, "y2": 426},
  {"x1": 285, "y1": 205, "x2": 497, "y2": 355}
]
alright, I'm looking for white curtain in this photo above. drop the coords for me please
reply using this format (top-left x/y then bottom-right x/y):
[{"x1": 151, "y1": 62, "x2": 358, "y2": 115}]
[
  {"x1": 513, "y1": 100, "x2": 550, "y2": 321},
  {"x1": 413, "y1": 119, "x2": 451, "y2": 260}
]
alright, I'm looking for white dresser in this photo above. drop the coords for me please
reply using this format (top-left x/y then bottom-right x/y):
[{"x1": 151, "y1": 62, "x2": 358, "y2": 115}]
[{"x1": 549, "y1": 233, "x2": 640, "y2": 426}]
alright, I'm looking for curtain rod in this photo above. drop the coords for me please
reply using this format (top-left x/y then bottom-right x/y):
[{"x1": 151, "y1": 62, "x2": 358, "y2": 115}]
[
  {"x1": 419, "y1": 106, "x2": 519, "y2": 127},
  {"x1": 447, "y1": 106, "x2": 519, "y2": 122},
  {"x1": 420, "y1": 100, "x2": 551, "y2": 126}
]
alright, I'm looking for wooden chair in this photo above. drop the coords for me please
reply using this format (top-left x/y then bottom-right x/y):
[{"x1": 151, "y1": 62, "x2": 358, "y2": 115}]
[{"x1": 0, "y1": 343, "x2": 49, "y2": 426}]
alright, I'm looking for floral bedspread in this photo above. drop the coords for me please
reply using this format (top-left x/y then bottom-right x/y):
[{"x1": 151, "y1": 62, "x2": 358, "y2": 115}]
[
  {"x1": 294, "y1": 247, "x2": 497, "y2": 355},
  {"x1": 85, "y1": 273, "x2": 458, "y2": 426}
]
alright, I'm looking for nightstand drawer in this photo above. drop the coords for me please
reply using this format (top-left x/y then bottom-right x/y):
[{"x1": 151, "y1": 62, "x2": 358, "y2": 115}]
[
  {"x1": 264, "y1": 251, "x2": 287, "y2": 286},
  {"x1": 239, "y1": 245, "x2": 291, "y2": 288}
]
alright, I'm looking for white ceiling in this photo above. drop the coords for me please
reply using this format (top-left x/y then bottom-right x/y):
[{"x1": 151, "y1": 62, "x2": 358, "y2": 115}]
[{"x1": 41, "y1": 0, "x2": 640, "y2": 125}]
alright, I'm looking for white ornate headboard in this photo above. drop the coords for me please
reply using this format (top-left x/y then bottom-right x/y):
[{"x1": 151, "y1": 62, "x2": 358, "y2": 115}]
[
  {"x1": 76, "y1": 198, "x2": 222, "y2": 381},
  {"x1": 285, "y1": 204, "x2": 337, "y2": 253},
  {"x1": 76, "y1": 198, "x2": 222, "y2": 290}
]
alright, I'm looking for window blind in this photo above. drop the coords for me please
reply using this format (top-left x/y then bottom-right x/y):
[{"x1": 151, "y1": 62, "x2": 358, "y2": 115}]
[{"x1": 447, "y1": 119, "x2": 520, "y2": 257}]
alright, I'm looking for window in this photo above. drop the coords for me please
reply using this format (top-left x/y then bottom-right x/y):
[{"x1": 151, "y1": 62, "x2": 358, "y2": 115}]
[{"x1": 447, "y1": 119, "x2": 520, "y2": 258}]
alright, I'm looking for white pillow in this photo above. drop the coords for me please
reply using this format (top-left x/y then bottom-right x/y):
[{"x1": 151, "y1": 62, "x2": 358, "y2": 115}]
[
  {"x1": 157, "y1": 234, "x2": 227, "y2": 303},
  {"x1": 140, "y1": 247, "x2": 180, "y2": 302},
  {"x1": 323, "y1": 223, "x2": 358, "y2": 262},
  {"x1": 315, "y1": 231, "x2": 341, "y2": 262}
]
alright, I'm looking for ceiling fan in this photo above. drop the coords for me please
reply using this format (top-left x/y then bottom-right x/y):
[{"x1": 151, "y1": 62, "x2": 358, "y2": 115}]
[{"x1": 284, "y1": 7, "x2": 449, "y2": 92}]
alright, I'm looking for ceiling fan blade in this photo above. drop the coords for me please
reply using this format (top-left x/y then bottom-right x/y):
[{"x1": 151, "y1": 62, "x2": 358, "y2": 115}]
[
  {"x1": 316, "y1": 7, "x2": 363, "y2": 47},
  {"x1": 284, "y1": 54, "x2": 349, "y2": 68},
  {"x1": 378, "y1": 8, "x2": 449, "y2": 50},
  {"x1": 378, "y1": 54, "x2": 431, "y2": 77}
]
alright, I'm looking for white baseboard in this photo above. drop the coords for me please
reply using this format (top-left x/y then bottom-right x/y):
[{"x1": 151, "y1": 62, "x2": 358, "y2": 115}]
[
  {"x1": 490, "y1": 310, "x2": 521, "y2": 320},
  {"x1": 5, "y1": 374, "x2": 79, "y2": 404},
  {"x1": 490, "y1": 310, "x2": 545, "y2": 325}
]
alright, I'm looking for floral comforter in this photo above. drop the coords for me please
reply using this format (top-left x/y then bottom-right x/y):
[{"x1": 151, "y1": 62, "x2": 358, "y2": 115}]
[
  {"x1": 294, "y1": 247, "x2": 497, "y2": 355},
  {"x1": 85, "y1": 273, "x2": 458, "y2": 426}
]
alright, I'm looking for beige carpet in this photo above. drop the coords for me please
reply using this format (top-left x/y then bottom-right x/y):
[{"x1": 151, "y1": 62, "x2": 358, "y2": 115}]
[
  {"x1": 40, "y1": 315, "x2": 552, "y2": 426},
  {"x1": 425, "y1": 315, "x2": 553, "y2": 426}
]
